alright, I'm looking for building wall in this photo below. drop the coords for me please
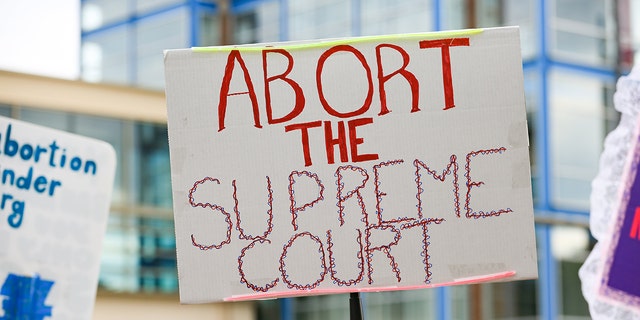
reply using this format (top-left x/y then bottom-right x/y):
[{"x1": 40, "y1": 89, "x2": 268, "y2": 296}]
[{"x1": 93, "y1": 292, "x2": 254, "y2": 320}]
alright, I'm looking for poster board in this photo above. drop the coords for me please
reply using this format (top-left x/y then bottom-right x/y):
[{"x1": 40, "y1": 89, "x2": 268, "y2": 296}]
[
  {"x1": 164, "y1": 26, "x2": 537, "y2": 303},
  {"x1": 0, "y1": 117, "x2": 116, "y2": 319}
]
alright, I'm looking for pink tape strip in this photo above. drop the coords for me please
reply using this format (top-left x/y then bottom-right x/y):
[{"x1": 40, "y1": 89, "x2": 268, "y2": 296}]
[{"x1": 223, "y1": 270, "x2": 516, "y2": 302}]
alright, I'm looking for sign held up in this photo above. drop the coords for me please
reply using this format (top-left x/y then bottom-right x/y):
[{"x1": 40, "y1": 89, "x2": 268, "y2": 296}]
[
  {"x1": 164, "y1": 26, "x2": 537, "y2": 303},
  {"x1": 0, "y1": 116, "x2": 116, "y2": 318}
]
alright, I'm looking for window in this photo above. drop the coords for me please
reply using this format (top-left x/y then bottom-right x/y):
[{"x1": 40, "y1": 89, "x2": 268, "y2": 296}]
[
  {"x1": 550, "y1": 0, "x2": 616, "y2": 67},
  {"x1": 549, "y1": 70, "x2": 611, "y2": 210},
  {"x1": 135, "y1": 7, "x2": 190, "y2": 89},
  {"x1": 551, "y1": 225, "x2": 591, "y2": 317},
  {"x1": 289, "y1": 0, "x2": 351, "y2": 40},
  {"x1": 136, "y1": 0, "x2": 183, "y2": 15},
  {"x1": 82, "y1": 25, "x2": 130, "y2": 85},
  {"x1": 503, "y1": 0, "x2": 537, "y2": 59},
  {"x1": 82, "y1": 0, "x2": 131, "y2": 31},
  {"x1": 361, "y1": 0, "x2": 433, "y2": 36},
  {"x1": 234, "y1": 11, "x2": 259, "y2": 44}
]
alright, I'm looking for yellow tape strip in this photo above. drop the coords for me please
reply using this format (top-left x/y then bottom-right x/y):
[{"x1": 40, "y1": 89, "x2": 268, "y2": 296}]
[{"x1": 192, "y1": 28, "x2": 484, "y2": 53}]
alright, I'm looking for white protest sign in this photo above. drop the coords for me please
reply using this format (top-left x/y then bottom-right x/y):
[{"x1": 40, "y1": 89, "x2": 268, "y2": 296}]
[
  {"x1": 0, "y1": 116, "x2": 116, "y2": 319},
  {"x1": 164, "y1": 26, "x2": 537, "y2": 303}
]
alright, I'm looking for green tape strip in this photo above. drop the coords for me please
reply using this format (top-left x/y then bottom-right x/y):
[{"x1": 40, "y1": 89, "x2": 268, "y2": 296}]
[{"x1": 192, "y1": 28, "x2": 484, "y2": 53}]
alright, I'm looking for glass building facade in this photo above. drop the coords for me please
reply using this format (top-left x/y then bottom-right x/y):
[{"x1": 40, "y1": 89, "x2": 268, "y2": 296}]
[{"x1": 62, "y1": 0, "x2": 637, "y2": 318}]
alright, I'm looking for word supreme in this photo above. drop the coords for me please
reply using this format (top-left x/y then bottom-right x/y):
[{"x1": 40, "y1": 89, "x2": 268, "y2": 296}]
[{"x1": 186, "y1": 148, "x2": 510, "y2": 293}]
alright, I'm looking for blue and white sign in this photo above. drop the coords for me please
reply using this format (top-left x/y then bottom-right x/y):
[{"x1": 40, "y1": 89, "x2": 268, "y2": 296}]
[{"x1": 0, "y1": 116, "x2": 116, "y2": 319}]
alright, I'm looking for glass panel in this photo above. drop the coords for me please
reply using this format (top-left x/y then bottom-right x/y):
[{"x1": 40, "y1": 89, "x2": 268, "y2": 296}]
[
  {"x1": 549, "y1": 70, "x2": 607, "y2": 210},
  {"x1": 484, "y1": 281, "x2": 538, "y2": 318},
  {"x1": 450, "y1": 286, "x2": 470, "y2": 319},
  {"x1": 135, "y1": 123, "x2": 172, "y2": 208},
  {"x1": 504, "y1": 0, "x2": 537, "y2": 59},
  {"x1": 82, "y1": 0, "x2": 131, "y2": 31},
  {"x1": 555, "y1": 0, "x2": 606, "y2": 25},
  {"x1": 199, "y1": 10, "x2": 221, "y2": 46},
  {"x1": 475, "y1": 0, "x2": 502, "y2": 27},
  {"x1": 550, "y1": 0, "x2": 616, "y2": 66},
  {"x1": 82, "y1": 25, "x2": 130, "y2": 85},
  {"x1": 256, "y1": 0, "x2": 280, "y2": 42},
  {"x1": 74, "y1": 115, "x2": 126, "y2": 205},
  {"x1": 365, "y1": 290, "x2": 435, "y2": 320},
  {"x1": 361, "y1": 0, "x2": 432, "y2": 36},
  {"x1": 135, "y1": 7, "x2": 190, "y2": 89},
  {"x1": 554, "y1": 30, "x2": 608, "y2": 62},
  {"x1": 295, "y1": 294, "x2": 349, "y2": 319},
  {"x1": 289, "y1": 0, "x2": 351, "y2": 41},
  {"x1": 139, "y1": 217, "x2": 178, "y2": 293},
  {"x1": 551, "y1": 225, "x2": 592, "y2": 317},
  {"x1": 234, "y1": 10, "x2": 258, "y2": 44},
  {"x1": 523, "y1": 70, "x2": 539, "y2": 205},
  {"x1": 632, "y1": 1, "x2": 640, "y2": 65},
  {"x1": 0, "y1": 105, "x2": 12, "y2": 118},
  {"x1": 441, "y1": 0, "x2": 465, "y2": 30},
  {"x1": 99, "y1": 214, "x2": 141, "y2": 292},
  {"x1": 19, "y1": 108, "x2": 71, "y2": 131},
  {"x1": 135, "y1": 0, "x2": 183, "y2": 14}
]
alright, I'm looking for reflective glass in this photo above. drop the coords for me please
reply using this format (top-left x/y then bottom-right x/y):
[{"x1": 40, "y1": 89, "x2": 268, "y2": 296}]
[
  {"x1": 441, "y1": 0, "x2": 465, "y2": 30},
  {"x1": 234, "y1": 11, "x2": 258, "y2": 44},
  {"x1": 256, "y1": 0, "x2": 280, "y2": 42},
  {"x1": 289, "y1": 0, "x2": 351, "y2": 40},
  {"x1": 549, "y1": 70, "x2": 608, "y2": 210},
  {"x1": 82, "y1": 0, "x2": 131, "y2": 31},
  {"x1": 361, "y1": 0, "x2": 433, "y2": 36},
  {"x1": 199, "y1": 10, "x2": 220, "y2": 46},
  {"x1": 99, "y1": 214, "x2": 141, "y2": 292},
  {"x1": 139, "y1": 217, "x2": 178, "y2": 293},
  {"x1": 550, "y1": 0, "x2": 615, "y2": 66},
  {"x1": 135, "y1": 7, "x2": 189, "y2": 89},
  {"x1": 523, "y1": 71, "x2": 540, "y2": 205},
  {"x1": 74, "y1": 114, "x2": 126, "y2": 205},
  {"x1": 555, "y1": 0, "x2": 605, "y2": 25},
  {"x1": 82, "y1": 25, "x2": 130, "y2": 85},
  {"x1": 135, "y1": 123, "x2": 172, "y2": 208},
  {"x1": 365, "y1": 290, "x2": 435, "y2": 320},
  {"x1": 136, "y1": 0, "x2": 183, "y2": 14},
  {"x1": 551, "y1": 225, "x2": 592, "y2": 317},
  {"x1": 0, "y1": 105, "x2": 12, "y2": 118},
  {"x1": 503, "y1": 0, "x2": 537, "y2": 59},
  {"x1": 19, "y1": 108, "x2": 71, "y2": 131}
]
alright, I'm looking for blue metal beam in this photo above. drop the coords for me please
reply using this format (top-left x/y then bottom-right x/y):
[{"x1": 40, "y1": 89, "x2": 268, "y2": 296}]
[
  {"x1": 537, "y1": 224, "x2": 558, "y2": 319},
  {"x1": 436, "y1": 287, "x2": 451, "y2": 320}
]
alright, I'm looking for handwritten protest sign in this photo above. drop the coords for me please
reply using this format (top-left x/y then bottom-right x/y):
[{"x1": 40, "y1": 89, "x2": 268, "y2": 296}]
[
  {"x1": 164, "y1": 26, "x2": 537, "y2": 303},
  {"x1": 0, "y1": 117, "x2": 116, "y2": 318}
]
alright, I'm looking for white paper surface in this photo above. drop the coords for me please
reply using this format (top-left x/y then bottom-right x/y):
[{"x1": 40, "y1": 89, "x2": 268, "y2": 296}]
[{"x1": 164, "y1": 27, "x2": 537, "y2": 303}]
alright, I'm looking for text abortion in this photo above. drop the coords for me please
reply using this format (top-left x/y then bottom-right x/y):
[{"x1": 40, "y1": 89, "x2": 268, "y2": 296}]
[
  {"x1": 187, "y1": 147, "x2": 511, "y2": 293},
  {"x1": 0, "y1": 124, "x2": 98, "y2": 228},
  {"x1": 217, "y1": 38, "x2": 469, "y2": 167}
]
